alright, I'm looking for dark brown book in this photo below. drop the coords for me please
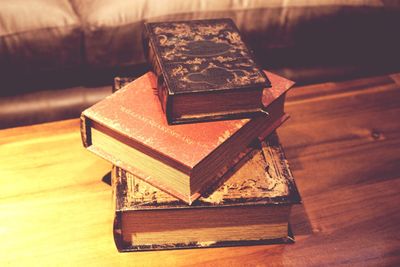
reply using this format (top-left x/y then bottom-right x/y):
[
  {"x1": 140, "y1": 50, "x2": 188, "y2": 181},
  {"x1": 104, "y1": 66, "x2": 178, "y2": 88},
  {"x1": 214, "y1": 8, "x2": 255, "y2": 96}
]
[
  {"x1": 112, "y1": 132, "x2": 301, "y2": 251},
  {"x1": 143, "y1": 18, "x2": 271, "y2": 124},
  {"x1": 81, "y1": 72, "x2": 291, "y2": 204}
]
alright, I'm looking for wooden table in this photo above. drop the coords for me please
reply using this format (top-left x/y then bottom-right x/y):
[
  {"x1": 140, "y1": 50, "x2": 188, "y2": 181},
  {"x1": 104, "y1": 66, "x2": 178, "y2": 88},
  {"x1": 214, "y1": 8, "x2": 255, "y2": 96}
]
[{"x1": 1, "y1": 73, "x2": 400, "y2": 266}]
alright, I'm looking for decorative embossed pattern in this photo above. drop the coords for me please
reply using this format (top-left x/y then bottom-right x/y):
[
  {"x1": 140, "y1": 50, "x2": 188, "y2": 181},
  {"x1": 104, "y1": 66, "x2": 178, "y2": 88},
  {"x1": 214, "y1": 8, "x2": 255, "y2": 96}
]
[
  {"x1": 146, "y1": 18, "x2": 270, "y2": 93},
  {"x1": 116, "y1": 132, "x2": 300, "y2": 209}
]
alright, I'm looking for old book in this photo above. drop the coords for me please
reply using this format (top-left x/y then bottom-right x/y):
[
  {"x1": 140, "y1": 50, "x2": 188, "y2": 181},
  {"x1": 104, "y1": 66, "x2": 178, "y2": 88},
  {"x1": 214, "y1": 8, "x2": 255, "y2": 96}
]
[
  {"x1": 143, "y1": 18, "x2": 272, "y2": 124},
  {"x1": 81, "y1": 72, "x2": 291, "y2": 204},
  {"x1": 112, "y1": 132, "x2": 301, "y2": 251}
]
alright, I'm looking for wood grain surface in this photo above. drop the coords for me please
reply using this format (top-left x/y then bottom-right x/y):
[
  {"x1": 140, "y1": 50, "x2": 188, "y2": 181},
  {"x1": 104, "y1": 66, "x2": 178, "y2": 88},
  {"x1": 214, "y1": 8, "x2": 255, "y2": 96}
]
[{"x1": 1, "y1": 73, "x2": 399, "y2": 266}]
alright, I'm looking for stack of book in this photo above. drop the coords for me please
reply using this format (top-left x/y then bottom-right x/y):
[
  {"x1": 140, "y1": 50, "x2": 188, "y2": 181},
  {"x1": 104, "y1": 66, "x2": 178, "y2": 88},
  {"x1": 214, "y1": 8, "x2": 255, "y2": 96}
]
[{"x1": 81, "y1": 18, "x2": 300, "y2": 251}]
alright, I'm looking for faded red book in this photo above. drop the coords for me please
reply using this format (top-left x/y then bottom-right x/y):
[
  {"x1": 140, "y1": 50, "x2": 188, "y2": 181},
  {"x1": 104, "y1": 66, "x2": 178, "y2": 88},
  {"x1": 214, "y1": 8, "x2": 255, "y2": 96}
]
[{"x1": 81, "y1": 71, "x2": 294, "y2": 204}]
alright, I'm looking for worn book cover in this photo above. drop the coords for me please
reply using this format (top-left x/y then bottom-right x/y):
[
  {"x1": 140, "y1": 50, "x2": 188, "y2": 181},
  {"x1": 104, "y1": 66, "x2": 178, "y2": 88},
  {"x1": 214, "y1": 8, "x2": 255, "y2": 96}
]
[
  {"x1": 143, "y1": 18, "x2": 272, "y2": 124},
  {"x1": 113, "y1": 132, "x2": 301, "y2": 251},
  {"x1": 81, "y1": 72, "x2": 290, "y2": 204}
]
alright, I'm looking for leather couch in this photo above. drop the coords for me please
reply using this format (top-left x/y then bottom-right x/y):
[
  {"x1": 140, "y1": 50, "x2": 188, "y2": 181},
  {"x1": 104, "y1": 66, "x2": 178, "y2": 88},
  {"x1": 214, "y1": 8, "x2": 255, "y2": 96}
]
[{"x1": 1, "y1": 0, "x2": 399, "y2": 129}]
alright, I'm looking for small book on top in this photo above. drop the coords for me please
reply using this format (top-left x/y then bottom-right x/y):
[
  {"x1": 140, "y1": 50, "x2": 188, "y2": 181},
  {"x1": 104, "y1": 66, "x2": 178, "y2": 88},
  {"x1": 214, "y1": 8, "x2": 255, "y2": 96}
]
[{"x1": 143, "y1": 18, "x2": 272, "y2": 124}]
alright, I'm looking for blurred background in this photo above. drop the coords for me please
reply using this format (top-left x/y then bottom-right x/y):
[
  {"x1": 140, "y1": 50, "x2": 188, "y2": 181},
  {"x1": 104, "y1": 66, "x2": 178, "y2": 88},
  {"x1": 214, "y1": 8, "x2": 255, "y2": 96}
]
[{"x1": 1, "y1": 0, "x2": 399, "y2": 129}]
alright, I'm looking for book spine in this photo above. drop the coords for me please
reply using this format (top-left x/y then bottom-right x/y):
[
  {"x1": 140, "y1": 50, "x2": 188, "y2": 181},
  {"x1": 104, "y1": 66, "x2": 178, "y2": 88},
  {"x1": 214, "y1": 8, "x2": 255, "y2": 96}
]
[
  {"x1": 142, "y1": 24, "x2": 169, "y2": 115},
  {"x1": 112, "y1": 166, "x2": 128, "y2": 251},
  {"x1": 80, "y1": 115, "x2": 91, "y2": 148}
]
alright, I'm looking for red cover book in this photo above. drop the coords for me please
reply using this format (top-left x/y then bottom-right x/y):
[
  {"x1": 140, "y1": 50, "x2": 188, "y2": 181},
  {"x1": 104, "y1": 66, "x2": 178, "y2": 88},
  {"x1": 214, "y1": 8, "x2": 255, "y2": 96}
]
[{"x1": 81, "y1": 71, "x2": 293, "y2": 204}]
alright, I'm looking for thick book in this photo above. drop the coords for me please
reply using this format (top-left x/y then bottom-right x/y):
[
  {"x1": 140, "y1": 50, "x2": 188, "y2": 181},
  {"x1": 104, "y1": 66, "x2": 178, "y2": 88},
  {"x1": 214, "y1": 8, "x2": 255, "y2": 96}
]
[
  {"x1": 112, "y1": 132, "x2": 301, "y2": 251},
  {"x1": 81, "y1": 72, "x2": 292, "y2": 204},
  {"x1": 143, "y1": 18, "x2": 272, "y2": 124}
]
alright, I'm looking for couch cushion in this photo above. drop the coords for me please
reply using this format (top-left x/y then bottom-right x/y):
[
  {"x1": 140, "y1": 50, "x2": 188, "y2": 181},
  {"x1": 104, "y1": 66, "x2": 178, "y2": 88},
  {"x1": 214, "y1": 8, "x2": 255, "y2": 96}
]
[
  {"x1": 0, "y1": 0, "x2": 82, "y2": 77},
  {"x1": 72, "y1": 0, "x2": 286, "y2": 68},
  {"x1": 71, "y1": 0, "x2": 400, "y2": 78}
]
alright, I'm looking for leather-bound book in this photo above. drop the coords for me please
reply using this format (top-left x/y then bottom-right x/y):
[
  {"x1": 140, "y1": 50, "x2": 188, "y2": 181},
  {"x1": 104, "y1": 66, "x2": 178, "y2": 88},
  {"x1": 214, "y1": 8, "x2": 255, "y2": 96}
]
[
  {"x1": 81, "y1": 72, "x2": 292, "y2": 204},
  {"x1": 143, "y1": 18, "x2": 272, "y2": 124},
  {"x1": 112, "y1": 133, "x2": 301, "y2": 251}
]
